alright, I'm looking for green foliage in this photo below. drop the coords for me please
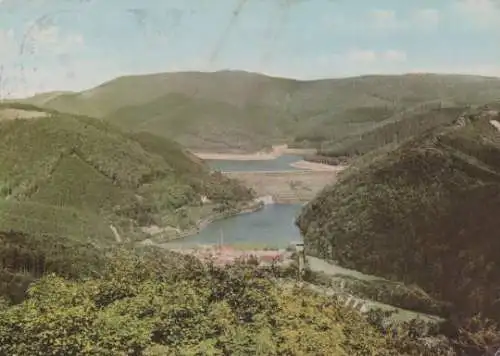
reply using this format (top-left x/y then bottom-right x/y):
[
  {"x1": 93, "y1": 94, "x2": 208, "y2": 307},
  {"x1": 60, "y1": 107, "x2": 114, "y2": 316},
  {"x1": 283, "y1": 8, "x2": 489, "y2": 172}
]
[
  {"x1": 0, "y1": 200, "x2": 116, "y2": 243},
  {"x1": 129, "y1": 132, "x2": 206, "y2": 176},
  {"x1": 303, "y1": 268, "x2": 451, "y2": 317},
  {"x1": 0, "y1": 230, "x2": 107, "y2": 303},
  {"x1": 16, "y1": 72, "x2": 500, "y2": 151},
  {"x1": 317, "y1": 106, "x2": 465, "y2": 159},
  {"x1": 106, "y1": 93, "x2": 291, "y2": 152},
  {"x1": 203, "y1": 171, "x2": 255, "y2": 203},
  {"x1": 0, "y1": 247, "x2": 456, "y2": 355},
  {"x1": 297, "y1": 108, "x2": 500, "y2": 325},
  {"x1": 138, "y1": 177, "x2": 199, "y2": 211},
  {"x1": 0, "y1": 109, "x2": 254, "y2": 242}
]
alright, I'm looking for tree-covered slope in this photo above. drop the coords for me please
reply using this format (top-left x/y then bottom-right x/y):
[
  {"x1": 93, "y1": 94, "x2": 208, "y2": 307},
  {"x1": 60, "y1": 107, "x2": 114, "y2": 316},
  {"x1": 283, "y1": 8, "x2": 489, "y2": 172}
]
[
  {"x1": 313, "y1": 105, "x2": 467, "y2": 158},
  {"x1": 297, "y1": 107, "x2": 500, "y2": 323},
  {"x1": 15, "y1": 71, "x2": 500, "y2": 151},
  {"x1": 105, "y1": 93, "x2": 292, "y2": 151},
  {"x1": 0, "y1": 230, "x2": 107, "y2": 303},
  {"x1": 0, "y1": 107, "x2": 254, "y2": 243}
]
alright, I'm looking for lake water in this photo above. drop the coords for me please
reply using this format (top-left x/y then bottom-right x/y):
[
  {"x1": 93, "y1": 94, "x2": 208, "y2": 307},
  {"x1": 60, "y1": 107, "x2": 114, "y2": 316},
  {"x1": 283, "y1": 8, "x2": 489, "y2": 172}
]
[
  {"x1": 166, "y1": 156, "x2": 305, "y2": 248},
  {"x1": 166, "y1": 204, "x2": 303, "y2": 248},
  {"x1": 207, "y1": 154, "x2": 303, "y2": 172}
]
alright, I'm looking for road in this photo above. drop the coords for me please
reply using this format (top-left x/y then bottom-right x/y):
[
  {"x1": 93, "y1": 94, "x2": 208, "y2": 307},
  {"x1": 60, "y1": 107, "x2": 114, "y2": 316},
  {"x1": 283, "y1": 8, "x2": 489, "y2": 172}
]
[{"x1": 305, "y1": 256, "x2": 444, "y2": 324}]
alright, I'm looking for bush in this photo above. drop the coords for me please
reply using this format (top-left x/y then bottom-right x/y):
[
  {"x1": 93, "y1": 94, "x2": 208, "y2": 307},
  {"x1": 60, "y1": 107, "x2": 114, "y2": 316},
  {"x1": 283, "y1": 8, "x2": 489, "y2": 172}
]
[{"x1": 0, "y1": 247, "x2": 459, "y2": 355}]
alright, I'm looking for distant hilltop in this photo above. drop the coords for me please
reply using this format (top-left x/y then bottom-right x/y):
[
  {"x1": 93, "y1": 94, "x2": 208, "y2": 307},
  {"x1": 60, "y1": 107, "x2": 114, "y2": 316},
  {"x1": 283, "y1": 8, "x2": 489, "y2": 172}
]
[{"x1": 9, "y1": 71, "x2": 500, "y2": 152}]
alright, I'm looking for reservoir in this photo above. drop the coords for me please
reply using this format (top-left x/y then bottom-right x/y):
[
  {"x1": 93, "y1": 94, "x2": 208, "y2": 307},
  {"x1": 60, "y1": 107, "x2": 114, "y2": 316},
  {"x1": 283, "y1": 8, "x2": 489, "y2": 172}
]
[
  {"x1": 206, "y1": 154, "x2": 303, "y2": 172},
  {"x1": 167, "y1": 156, "x2": 307, "y2": 248},
  {"x1": 167, "y1": 204, "x2": 303, "y2": 248}
]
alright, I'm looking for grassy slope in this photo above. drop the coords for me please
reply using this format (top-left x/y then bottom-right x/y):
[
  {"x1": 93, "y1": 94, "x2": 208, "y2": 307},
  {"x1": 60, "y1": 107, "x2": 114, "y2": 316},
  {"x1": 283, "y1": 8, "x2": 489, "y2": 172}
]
[
  {"x1": 297, "y1": 107, "x2": 500, "y2": 322},
  {"x1": 0, "y1": 106, "x2": 254, "y2": 244},
  {"x1": 15, "y1": 71, "x2": 500, "y2": 151}
]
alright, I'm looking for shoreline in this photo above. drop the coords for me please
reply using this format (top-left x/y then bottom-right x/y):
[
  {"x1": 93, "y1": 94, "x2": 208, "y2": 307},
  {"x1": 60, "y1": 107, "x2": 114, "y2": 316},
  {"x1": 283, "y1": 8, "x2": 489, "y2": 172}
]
[
  {"x1": 192, "y1": 150, "x2": 345, "y2": 172},
  {"x1": 194, "y1": 152, "x2": 280, "y2": 161},
  {"x1": 191, "y1": 144, "x2": 316, "y2": 161},
  {"x1": 164, "y1": 200, "x2": 265, "y2": 242},
  {"x1": 289, "y1": 160, "x2": 348, "y2": 172}
]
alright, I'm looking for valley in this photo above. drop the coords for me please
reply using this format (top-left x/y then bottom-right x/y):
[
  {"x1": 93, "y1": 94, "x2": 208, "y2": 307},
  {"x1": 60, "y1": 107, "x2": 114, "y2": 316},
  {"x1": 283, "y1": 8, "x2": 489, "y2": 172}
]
[
  {"x1": 2, "y1": 77, "x2": 500, "y2": 355},
  {"x1": 162, "y1": 151, "x2": 450, "y2": 331},
  {"x1": 3, "y1": 1, "x2": 500, "y2": 353}
]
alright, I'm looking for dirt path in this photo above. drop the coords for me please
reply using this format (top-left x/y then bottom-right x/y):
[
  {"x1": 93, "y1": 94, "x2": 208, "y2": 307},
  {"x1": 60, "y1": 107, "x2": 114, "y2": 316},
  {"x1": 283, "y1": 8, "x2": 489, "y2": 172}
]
[
  {"x1": 307, "y1": 256, "x2": 383, "y2": 281},
  {"x1": 109, "y1": 224, "x2": 122, "y2": 243},
  {"x1": 305, "y1": 256, "x2": 445, "y2": 324}
]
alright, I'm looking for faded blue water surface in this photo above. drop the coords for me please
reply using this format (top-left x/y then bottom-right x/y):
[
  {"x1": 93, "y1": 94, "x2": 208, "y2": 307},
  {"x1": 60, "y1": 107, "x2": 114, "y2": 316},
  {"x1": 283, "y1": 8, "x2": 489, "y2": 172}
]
[
  {"x1": 207, "y1": 154, "x2": 302, "y2": 172},
  {"x1": 166, "y1": 204, "x2": 303, "y2": 248}
]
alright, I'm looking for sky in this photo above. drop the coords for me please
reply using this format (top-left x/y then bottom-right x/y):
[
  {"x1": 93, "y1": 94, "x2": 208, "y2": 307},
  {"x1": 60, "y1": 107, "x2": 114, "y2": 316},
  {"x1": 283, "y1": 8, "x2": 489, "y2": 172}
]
[{"x1": 0, "y1": 0, "x2": 500, "y2": 98}]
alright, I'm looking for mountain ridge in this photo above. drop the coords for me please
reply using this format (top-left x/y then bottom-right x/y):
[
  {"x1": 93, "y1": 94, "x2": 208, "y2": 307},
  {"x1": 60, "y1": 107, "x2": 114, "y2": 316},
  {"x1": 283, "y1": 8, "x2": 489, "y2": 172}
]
[{"x1": 11, "y1": 71, "x2": 500, "y2": 151}]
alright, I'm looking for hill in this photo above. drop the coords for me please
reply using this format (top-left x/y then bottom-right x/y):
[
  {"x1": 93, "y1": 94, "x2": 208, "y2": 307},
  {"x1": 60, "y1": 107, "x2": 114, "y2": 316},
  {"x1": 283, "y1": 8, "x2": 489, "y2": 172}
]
[
  {"x1": 14, "y1": 71, "x2": 500, "y2": 151},
  {"x1": 105, "y1": 93, "x2": 292, "y2": 151},
  {"x1": 311, "y1": 104, "x2": 466, "y2": 158},
  {"x1": 297, "y1": 106, "x2": 500, "y2": 326},
  {"x1": 7, "y1": 91, "x2": 74, "y2": 107},
  {"x1": 303, "y1": 104, "x2": 469, "y2": 165},
  {"x1": 0, "y1": 104, "x2": 255, "y2": 244}
]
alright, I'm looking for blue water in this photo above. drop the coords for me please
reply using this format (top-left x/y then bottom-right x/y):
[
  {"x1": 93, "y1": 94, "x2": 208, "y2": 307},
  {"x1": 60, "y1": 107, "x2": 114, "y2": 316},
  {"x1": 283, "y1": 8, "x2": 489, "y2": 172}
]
[
  {"x1": 207, "y1": 154, "x2": 303, "y2": 172},
  {"x1": 166, "y1": 204, "x2": 303, "y2": 248}
]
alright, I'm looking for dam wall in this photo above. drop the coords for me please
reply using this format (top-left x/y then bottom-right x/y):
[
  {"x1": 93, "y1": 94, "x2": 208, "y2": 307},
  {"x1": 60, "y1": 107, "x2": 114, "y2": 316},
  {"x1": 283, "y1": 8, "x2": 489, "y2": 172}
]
[{"x1": 224, "y1": 170, "x2": 337, "y2": 204}]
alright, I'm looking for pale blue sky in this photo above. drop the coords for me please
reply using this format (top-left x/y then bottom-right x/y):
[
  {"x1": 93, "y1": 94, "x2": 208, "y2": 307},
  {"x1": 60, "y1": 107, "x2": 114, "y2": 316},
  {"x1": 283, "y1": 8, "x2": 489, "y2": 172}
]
[{"x1": 0, "y1": 0, "x2": 499, "y2": 97}]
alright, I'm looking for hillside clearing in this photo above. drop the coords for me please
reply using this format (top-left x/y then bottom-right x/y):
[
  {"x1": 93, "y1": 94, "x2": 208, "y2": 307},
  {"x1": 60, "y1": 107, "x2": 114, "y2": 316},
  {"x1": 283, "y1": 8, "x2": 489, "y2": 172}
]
[{"x1": 0, "y1": 108, "x2": 48, "y2": 120}]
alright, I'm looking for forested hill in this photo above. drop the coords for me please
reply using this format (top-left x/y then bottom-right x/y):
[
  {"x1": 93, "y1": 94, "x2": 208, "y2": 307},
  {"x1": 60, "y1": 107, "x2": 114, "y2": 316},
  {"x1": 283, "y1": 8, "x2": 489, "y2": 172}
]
[
  {"x1": 14, "y1": 71, "x2": 500, "y2": 151},
  {"x1": 0, "y1": 103, "x2": 254, "y2": 245},
  {"x1": 297, "y1": 106, "x2": 500, "y2": 325},
  {"x1": 0, "y1": 102, "x2": 254, "y2": 304}
]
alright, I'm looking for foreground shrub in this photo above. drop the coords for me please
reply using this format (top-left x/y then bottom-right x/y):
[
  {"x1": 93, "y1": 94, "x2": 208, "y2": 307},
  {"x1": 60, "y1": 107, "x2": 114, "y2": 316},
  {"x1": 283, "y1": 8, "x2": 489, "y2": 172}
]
[{"x1": 0, "y1": 249, "x2": 459, "y2": 355}]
